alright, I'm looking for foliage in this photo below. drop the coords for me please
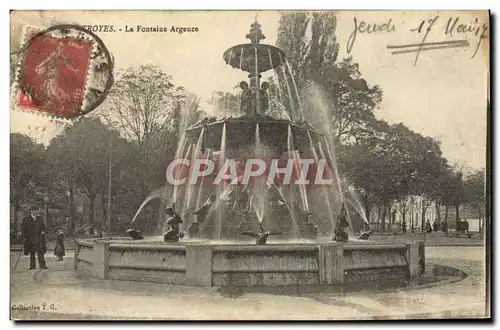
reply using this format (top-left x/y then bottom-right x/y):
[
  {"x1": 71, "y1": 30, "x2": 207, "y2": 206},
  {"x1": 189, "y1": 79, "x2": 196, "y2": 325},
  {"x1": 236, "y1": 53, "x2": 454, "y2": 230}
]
[
  {"x1": 10, "y1": 133, "x2": 47, "y2": 207},
  {"x1": 463, "y1": 169, "x2": 486, "y2": 218},
  {"x1": 46, "y1": 118, "x2": 130, "y2": 226},
  {"x1": 276, "y1": 12, "x2": 382, "y2": 143},
  {"x1": 98, "y1": 65, "x2": 204, "y2": 198}
]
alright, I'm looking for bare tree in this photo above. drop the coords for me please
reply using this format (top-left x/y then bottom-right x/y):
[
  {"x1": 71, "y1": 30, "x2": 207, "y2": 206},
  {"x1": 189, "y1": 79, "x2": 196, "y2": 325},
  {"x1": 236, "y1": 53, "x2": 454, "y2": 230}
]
[{"x1": 98, "y1": 65, "x2": 203, "y2": 199}]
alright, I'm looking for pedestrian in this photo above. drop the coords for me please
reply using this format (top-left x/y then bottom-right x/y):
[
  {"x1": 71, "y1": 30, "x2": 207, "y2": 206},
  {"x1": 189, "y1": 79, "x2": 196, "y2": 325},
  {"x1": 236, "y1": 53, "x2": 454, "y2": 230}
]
[
  {"x1": 21, "y1": 206, "x2": 47, "y2": 270},
  {"x1": 54, "y1": 229, "x2": 65, "y2": 261},
  {"x1": 433, "y1": 220, "x2": 438, "y2": 232},
  {"x1": 425, "y1": 220, "x2": 432, "y2": 233}
]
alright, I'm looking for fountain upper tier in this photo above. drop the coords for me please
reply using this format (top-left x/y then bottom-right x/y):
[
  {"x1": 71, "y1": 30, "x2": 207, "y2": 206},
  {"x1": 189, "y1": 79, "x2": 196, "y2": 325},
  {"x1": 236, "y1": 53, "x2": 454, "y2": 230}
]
[
  {"x1": 185, "y1": 116, "x2": 323, "y2": 154},
  {"x1": 223, "y1": 20, "x2": 286, "y2": 74},
  {"x1": 223, "y1": 44, "x2": 287, "y2": 73}
]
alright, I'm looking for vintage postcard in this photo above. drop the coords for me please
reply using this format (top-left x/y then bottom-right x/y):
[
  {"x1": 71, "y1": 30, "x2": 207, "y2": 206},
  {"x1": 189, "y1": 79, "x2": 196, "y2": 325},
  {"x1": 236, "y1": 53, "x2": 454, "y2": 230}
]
[{"x1": 9, "y1": 10, "x2": 490, "y2": 320}]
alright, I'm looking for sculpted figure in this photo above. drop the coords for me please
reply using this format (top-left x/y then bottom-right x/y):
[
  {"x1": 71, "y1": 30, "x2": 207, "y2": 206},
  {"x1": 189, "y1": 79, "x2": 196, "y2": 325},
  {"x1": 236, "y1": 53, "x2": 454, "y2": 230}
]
[
  {"x1": 163, "y1": 206, "x2": 184, "y2": 243},
  {"x1": 240, "y1": 223, "x2": 282, "y2": 245},
  {"x1": 239, "y1": 81, "x2": 252, "y2": 116},
  {"x1": 333, "y1": 203, "x2": 349, "y2": 242}
]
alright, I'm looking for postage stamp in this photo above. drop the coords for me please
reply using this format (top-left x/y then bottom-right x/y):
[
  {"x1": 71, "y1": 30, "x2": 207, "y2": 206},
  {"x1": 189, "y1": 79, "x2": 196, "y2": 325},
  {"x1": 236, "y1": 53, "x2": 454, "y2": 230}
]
[{"x1": 12, "y1": 25, "x2": 114, "y2": 120}]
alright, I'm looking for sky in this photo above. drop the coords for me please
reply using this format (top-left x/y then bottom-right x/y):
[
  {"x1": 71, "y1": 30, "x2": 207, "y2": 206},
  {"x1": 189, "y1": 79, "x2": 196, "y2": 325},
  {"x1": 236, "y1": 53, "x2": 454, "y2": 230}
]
[{"x1": 10, "y1": 10, "x2": 489, "y2": 170}]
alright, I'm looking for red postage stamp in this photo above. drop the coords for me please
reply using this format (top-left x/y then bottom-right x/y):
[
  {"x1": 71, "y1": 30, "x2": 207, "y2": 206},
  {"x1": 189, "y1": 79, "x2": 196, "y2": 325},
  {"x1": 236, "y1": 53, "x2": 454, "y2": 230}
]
[{"x1": 13, "y1": 25, "x2": 114, "y2": 120}]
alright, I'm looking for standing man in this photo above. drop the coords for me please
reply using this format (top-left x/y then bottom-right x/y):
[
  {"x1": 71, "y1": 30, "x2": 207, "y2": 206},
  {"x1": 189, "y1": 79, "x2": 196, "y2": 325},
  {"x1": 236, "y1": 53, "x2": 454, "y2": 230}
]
[{"x1": 22, "y1": 206, "x2": 47, "y2": 270}]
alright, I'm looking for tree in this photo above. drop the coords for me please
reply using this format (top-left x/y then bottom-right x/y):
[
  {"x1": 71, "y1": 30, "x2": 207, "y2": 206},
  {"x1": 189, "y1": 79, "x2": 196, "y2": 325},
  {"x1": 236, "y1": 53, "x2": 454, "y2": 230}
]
[
  {"x1": 276, "y1": 12, "x2": 339, "y2": 87},
  {"x1": 339, "y1": 121, "x2": 450, "y2": 232},
  {"x1": 276, "y1": 12, "x2": 382, "y2": 144},
  {"x1": 446, "y1": 164, "x2": 468, "y2": 229},
  {"x1": 99, "y1": 65, "x2": 203, "y2": 199},
  {"x1": 464, "y1": 169, "x2": 486, "y2": 230},
  {"x1": 47, "y1": 118, "x2": 130, "y2": 233},
  {"x1": 10, "y1": 133, "x2": 47, "y2": 225},
  {"x1": 208, "y1": 90, "x2": 240, "y2": 117}
]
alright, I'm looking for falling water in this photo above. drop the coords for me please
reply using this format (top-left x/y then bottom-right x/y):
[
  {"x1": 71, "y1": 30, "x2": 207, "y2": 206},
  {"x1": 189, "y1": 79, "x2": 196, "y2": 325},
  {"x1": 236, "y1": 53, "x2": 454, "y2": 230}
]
[
  {"x1": 285, "y1": 125, "x2": 302, "y2": 238},
  {"x1": 345, "y1": 189, "x2": 370, "y2": 226},
  {"x1": 184, "y1": 127, "x2": 205, "y2": 217},
  {"x1": 239, "y1": 47, "x2": 244, "y2": 70},
  {"x1": 322, "y1": 136, "x2": 344, "y2": 203},
  {"x1": 288, "y1": 126, "x2": 309, "y2": 211},
  {"x1": 279, "y1": 53, "x2": 296, "y2": 121},
  {"x1": 224, "y1": 95, "x2": 230, "y2": 117},
  {"x1": 317, "y1": 141, "x2": 342, "y2": 209},
  {"x1": 284, "y1": 60, "x2": 305, "y2": 121},
  {"x1": 265, "y1": 89, "x2": 272, "y2": 116},
  {"x1": 307, "y1": 130, "x2": 336, "y2": 232},
  {"x1": 171, "y1": 135, "x2": 187, "y2": 204},
  {"x1": 252, "y1": 123, "x2": 266, "y2": 223},
  {"x1": 166, "y1": 95, "x2": 200, "y2": 217},
  {"x1": 254, "y1": 45, "x2": 260, "y2": 114},
  {"x1": 236, "y1": 94, "x2": 241, "y2": 114},
  {"x1": 302, "y1": 82, "x2": 346, "y2": 204},
  {"x1": 273, "y1": 71, "x2": 284, "y2": 107},
  {"x1": 267, "y1": 47, "x2": 284, "y2": 116},
  {"x1": 195, "y1": 149, "x2": 212, "y2": 210},
  {"x1": 227, "y1": 49, "x2": 234, "y2": 66},
  {"x1": 215, "y1": 123, "x2": 227, "y2": 239},
  {"x1": 132, "y1": 186, "x2": 171, "y2": 224}
]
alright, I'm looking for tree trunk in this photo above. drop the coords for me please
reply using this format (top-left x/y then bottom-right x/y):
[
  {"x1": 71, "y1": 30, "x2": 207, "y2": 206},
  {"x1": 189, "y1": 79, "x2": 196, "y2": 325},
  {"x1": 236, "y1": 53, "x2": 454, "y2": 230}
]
[
  {"x1": 381, "y1": 203, "x2": 387, "y2": 232},
  {"x1": 13, "y1": 200, "x2": 19, "y2": 228},
  {"x1": 455, "y1": 201, "x2": 460, "y2": 226},
  {"x1": 12, "y1": 201, "x2": 20, "y2": 238},
  {"x1": 377, "y1": 205, "x2": 382, "y2": 223},
  {"x1": 402, "y1": 212, "x2": 406, "y2": 232},
  {"x1": 69, "y1": 186, "x2": 75, "y2": 236},
  {"x1": 101, "y1": 192, "x2": 107, "y2": 236},
  {"x1": 435, "y1": 202, "x2": 441, "y2": 225},
  {"x1": 410, "y1": 211, "x2": 414, "y2": 232},
  {"x1": 88, "y1": 194, "x2": 95, "y2": 231},
  {"x1": 444, "y1": 204, "x2": 449, "y2": 223},
  {"x1": 421, "y1": 207, "x2": 427, "y2": 232}
]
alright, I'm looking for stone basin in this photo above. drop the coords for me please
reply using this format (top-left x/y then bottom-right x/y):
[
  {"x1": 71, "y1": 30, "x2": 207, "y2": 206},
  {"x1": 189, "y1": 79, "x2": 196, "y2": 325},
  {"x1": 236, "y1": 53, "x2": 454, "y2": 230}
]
[{"x1": 74, "y1": 238, "x2": 425, "y2": 287}]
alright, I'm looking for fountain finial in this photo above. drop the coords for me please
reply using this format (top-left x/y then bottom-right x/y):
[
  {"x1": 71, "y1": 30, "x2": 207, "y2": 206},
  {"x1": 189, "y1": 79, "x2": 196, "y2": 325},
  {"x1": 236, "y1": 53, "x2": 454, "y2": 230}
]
[{"x1": 245, "y1": 20, "x2": 265, "y2": 45}]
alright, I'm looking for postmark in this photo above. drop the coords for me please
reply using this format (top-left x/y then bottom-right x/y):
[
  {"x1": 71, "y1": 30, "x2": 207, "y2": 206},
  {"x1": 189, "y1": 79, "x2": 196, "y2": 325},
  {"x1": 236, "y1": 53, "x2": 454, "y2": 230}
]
[{"x1": 12, "y1": 24, "x2": 114, "y2": 120}]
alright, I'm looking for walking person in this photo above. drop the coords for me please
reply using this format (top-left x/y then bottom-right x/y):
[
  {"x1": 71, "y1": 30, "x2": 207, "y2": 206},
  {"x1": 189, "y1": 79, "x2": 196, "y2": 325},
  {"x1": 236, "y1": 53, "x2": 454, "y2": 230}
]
[
  {"x1": 54, "y1": 229, "x2": 65, "y2": 261},
  {"x1": 21, "y1": 206, "x2": 47, "y2": 270},
  {"x1": 425, "y1": 220, "x2": 432, "y2": 233}
]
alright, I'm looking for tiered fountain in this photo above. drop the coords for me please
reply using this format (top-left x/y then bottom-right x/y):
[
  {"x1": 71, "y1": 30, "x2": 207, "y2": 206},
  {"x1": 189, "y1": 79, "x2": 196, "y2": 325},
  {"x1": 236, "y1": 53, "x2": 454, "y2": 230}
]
[{"x1": 74, "y1": 21, "x2": 425, "y2": 287}]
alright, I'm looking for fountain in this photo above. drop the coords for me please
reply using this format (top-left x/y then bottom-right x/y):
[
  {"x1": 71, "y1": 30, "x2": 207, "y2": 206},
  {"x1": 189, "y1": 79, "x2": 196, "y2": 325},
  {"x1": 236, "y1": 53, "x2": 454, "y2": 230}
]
[{"x1": 74, "y1": 21, "x2": 425, "y2": 287}]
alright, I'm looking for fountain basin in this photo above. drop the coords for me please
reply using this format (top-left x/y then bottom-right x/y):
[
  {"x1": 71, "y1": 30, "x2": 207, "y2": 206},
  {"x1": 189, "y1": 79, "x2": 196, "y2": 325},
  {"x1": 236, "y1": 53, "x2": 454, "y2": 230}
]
[{"x1": 75, "y1": 238, "x2": 425, "y2": 286}]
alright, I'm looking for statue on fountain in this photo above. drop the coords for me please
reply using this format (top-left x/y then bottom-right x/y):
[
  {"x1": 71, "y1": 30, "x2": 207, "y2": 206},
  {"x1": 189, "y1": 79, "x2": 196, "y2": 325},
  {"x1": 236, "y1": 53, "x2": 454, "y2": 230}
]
[
  {"x1": 240, "y1": 222, "x2": 283, "y2": 245},
  {"x1": 358, "y1": 222, "x2": 372, "y2": 240},
  {"x1": 333, "y1": 203, "x2": 349, "y2": 242},
  {"x1": 163, "y1": 206, "x2": 185, "y2": 243},
  {"x1": 239, "y1": 81, "x2": 252, "y2": 116},
  {"x1": 239, "y1": 78, "x2": 269, "y2": 117}
]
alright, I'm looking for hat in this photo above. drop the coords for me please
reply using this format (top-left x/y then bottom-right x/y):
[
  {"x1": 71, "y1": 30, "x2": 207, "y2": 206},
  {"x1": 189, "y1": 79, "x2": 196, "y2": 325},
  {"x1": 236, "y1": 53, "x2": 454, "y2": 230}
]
[{"x1": 29, "y1": 206, "x2": 38, "y2": 211}]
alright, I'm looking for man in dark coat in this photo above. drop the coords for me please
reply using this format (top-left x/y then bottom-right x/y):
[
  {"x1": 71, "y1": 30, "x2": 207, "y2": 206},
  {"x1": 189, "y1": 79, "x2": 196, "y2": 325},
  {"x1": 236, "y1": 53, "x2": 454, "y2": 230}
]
[{"x1": 22, "y1": 206, "x2": 47, "y2": 270}]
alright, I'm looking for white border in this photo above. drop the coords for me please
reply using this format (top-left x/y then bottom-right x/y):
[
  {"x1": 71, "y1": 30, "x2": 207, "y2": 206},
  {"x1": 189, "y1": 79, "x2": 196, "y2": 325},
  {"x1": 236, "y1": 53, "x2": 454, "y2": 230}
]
[{"x1": 3, "y1": 1, "x2": 496, "y2": 329}]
